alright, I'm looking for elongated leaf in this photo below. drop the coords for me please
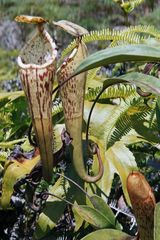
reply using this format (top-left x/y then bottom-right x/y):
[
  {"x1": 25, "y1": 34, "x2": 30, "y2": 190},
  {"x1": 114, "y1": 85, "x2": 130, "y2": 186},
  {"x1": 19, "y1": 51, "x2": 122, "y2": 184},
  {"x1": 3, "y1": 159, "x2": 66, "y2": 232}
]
[
  {"x1": 81, "y1": 229, "x2": 134, "y2": 240},
  {"x1": 90, "y1": 195, "x2": 121, "y2": 230},
  {"x1": 73, "y1": 205, "x2": 115, "y2": 229},
  {"x1": 74, "y1": 44, "x2": 160, "y2": 75},
  {"x1": 154, "y1": 202, "x2": 160, "y2": 240}
]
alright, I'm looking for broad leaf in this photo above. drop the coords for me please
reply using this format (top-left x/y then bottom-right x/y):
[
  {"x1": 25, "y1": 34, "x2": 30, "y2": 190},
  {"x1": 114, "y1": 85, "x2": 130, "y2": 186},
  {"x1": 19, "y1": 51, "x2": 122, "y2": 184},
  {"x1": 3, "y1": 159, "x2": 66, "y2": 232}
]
[
  {"x1": 74, "y1": 44, "x2": 160, "y2": 75},
  {"x1": 90, "y1": 194, "x2": 121, "y2": 230},
  {"x1": 73, "y1": 204, "x2": 116, "y2": 229},
  {"x1": 97, "y1": 141, "x2": 137, "y2": 205},
  {"x1": 73, "y1": 206, "x2": 86, "y2": 232},
  {"x1": 81, "y1": 229, "x2": 134, "y2": 240}
]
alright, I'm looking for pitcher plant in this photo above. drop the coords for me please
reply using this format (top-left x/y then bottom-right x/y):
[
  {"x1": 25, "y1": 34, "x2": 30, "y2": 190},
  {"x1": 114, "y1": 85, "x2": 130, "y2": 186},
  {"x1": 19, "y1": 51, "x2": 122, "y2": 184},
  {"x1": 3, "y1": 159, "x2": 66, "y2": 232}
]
[
  {"x1": 16, "y1": 15, "x2": 57, "y2": 182},
  {"x1": 57, "y1": 38, "x2": 103, "y2": 182},
  {"x1": 127, "y1": 171, "x2": 156, "y2": 240}
]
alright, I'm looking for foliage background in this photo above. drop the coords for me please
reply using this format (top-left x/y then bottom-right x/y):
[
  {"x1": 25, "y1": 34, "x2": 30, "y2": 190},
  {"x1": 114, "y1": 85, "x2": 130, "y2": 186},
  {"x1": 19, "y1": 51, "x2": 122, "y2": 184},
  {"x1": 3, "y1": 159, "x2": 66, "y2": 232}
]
[
  {"x1": 0, "y1": 0, "x2": 160, "y2": 86},
  {"x1": 0, "y1": 1, "x2": 160, "y2": 239}
]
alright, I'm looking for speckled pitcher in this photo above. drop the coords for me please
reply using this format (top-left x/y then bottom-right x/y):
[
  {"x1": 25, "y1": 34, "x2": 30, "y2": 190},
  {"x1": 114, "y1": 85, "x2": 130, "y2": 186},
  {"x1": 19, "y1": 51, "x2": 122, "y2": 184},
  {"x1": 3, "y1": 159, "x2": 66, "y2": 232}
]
[{"x1": 17, "y1": 23, "x2": 57, "y2": 182}]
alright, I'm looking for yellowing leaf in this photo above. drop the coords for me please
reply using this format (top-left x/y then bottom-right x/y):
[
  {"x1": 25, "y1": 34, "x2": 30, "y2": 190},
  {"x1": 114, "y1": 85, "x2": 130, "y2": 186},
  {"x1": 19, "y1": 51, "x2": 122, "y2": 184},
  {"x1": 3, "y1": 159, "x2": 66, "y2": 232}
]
[{"x1": 0, "y1": 155, "x2": 40, "y2": 209}]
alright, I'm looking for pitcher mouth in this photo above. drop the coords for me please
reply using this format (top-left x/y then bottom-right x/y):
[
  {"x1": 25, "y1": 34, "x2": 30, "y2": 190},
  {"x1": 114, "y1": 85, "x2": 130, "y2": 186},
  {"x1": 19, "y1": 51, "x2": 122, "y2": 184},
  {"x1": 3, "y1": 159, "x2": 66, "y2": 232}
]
[{"x1": 17, "y1": 28, "x2": 57, "y2": 69}]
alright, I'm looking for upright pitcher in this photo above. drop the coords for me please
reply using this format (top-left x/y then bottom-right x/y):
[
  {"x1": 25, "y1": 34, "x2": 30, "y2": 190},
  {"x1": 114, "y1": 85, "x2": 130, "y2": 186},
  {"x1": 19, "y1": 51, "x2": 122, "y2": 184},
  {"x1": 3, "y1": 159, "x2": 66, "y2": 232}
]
[{"x1": 16, "y1": 16, "x2": 57, "y2": 182}]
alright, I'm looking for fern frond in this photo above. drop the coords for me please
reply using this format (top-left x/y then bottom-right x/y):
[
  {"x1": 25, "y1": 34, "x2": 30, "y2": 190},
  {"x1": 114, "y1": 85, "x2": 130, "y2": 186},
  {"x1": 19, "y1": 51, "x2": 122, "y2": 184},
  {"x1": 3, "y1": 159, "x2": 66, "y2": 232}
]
[
  {"x1": 85, "y1": 84, "x2": 137, "y2": 101},
  {"x1": 122, "y1": 25, "x2": 160, "y2": 39},
  {"x1": 52, "y1": 100, "x2": 63, "y2": 116},
  {"x1": 131, "y1": 0, "x2": 144, "y2": 5},
  {"x1": 61, "y1": 29, "x2": 143, "y2": 58},
  {"x1": 148, "y1": 100, "x2": 157, "y2": 128},
  {"x1": 87, "y1": 68, "x2": 101, "y2": 82},
  {"x1": 110, "y1": 25, "x2": 160, "y2": 47},
  {"x1": 105, "y1": 97, "x2": 152, "y2": 149},
  {"x1": 104, "y1": 100, "x2": 131, "y2": 149},
  {"x1": 108, "y1": 114, "x2": 132, "y2": 148}
]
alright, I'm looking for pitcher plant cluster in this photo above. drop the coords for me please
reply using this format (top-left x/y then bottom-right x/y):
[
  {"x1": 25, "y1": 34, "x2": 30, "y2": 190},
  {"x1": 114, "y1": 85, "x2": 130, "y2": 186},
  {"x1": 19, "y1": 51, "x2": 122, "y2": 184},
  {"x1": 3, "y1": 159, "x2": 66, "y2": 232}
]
[{"x1": 0, "y1": 12, "x2": 160, "y2": 240}]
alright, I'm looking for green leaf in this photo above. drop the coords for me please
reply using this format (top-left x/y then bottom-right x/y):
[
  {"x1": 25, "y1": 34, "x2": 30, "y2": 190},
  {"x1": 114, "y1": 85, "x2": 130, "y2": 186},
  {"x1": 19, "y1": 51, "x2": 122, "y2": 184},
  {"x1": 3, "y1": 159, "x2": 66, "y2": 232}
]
[
  {"x1": 0, "y1": 97, "x2": 9, "y2": 108},
  {"x1": 34, "y1": 213, "x2": 56, "y2": 240},
  {"x1": 80, "y1": 229, "x2": 134, "y2": 240},
  {"x1": 154, "y1": 202, "x2": 160, "y2": 240},
  {"x1": 35, "y1": 176, "x2": 69, "y2": 238},
  {"x1": 73, "y1": 206, "x2": 86, "y2": 232},
  {"x1": 0, "y1": 95, "x2": 30, "y2": 141},
  {"x1": 74, "y1": 44, "x2": 160, "y2": 75},
  {"x1": 90, "y1": 195, "x2": 121, "y2": 230},
  {"x1": 73, "y1": 204, "x2": 116, "y2": 229}
]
